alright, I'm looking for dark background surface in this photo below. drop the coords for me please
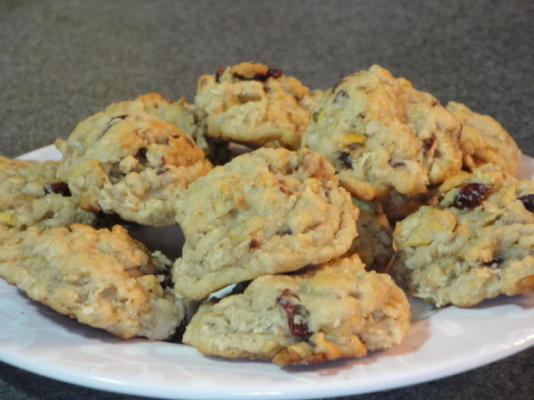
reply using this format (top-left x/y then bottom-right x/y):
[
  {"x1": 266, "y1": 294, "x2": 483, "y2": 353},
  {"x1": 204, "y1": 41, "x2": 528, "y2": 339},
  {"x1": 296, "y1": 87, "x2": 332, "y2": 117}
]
[{"x1": 0, "y1": 0, "x2": 533, "y2": 399}]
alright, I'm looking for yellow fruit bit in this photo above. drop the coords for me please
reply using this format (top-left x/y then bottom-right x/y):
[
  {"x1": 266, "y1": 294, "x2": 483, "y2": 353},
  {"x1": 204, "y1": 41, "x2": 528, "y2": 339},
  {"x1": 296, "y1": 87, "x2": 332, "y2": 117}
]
[
  {"x1": 0, "y1": 212, "x2": 16, "y2": 227},
  {"x1": 341, "y1": 132, "x2": 366, "y2": 147},
  {"x1": 396, "y1": 206, "x2": 456, "y2": 247}
]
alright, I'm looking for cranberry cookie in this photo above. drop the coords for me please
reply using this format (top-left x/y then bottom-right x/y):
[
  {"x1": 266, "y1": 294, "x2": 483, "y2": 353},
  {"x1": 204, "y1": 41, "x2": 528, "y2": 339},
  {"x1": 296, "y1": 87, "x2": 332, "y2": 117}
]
[
  {"x1": 183, "y1": 255, "x2": 410, "y2": 365},
  {"x1": 194, "y1": 62, "x2": 316, "y2": 150},
  {"x1": 301, "y1": 65, "x2": 463, "y2": 201},
  {"x1": 0, "y1": 224, "x2": 184, "y2": 339},
  {"x1": 56, "y1": 96, "x2": 212, "y2": 226},
  {"x1": 393, "y1": 164, "x2": 534, "y2": 307},
  {"x1": 173, "y1": 148, "x2": 358, "y2": 300}
]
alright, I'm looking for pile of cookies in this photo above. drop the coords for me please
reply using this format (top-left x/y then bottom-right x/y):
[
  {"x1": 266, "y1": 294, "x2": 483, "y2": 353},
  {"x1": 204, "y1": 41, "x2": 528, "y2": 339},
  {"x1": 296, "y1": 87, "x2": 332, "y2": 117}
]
[{"x1": 1, "y1": 62, "x2": 533, "y2": 366}]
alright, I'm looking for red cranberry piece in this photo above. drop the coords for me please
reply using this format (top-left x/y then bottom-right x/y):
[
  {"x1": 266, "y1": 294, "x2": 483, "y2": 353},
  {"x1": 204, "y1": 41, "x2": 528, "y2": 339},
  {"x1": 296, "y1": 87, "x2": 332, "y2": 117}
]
[
  {"x1": 518, "y1": 194, "x2": 534, "y2": 212},
  {"x1": 135, "y1": 147, "x2": 148, "y2": 162},
  {"x1": 267, "y1": 68, "x2": 283, "y2": 79},
  {"x1": 233, "y1": 67, "x2": 283, "y2": 82},
  {"x1": 44, "y1": 182, "x2": 71, "y2": 197},
  {"x1": 452, "y1": 183, "x2": 491, "y2": 209},
  {"x1": 423, "y1": 138, "x2": 434, "y2": 152},
  {"x1": 215, "y1": 65, "x2": 225, "y2": 82},
  {"x1": 109, "y1": 114, "x2": 128, "y2": 122},
  {"x1": 248, "y1": 238, "x2": 260, "y2": 250},
  {"x1": 389, "y1": 160, "x2": 405, "y2": 168},
  {"x1": 279, "y1": 185, "x2": 293, "y2": 195},
  {"x1": 277, "y1": 289, "x2": 310, "y2": 338}
]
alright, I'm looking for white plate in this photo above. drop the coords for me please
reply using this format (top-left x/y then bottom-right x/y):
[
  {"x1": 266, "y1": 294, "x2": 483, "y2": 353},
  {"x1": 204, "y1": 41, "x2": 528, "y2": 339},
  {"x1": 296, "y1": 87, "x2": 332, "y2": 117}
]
[{"x1": 1, "y1": 145, "x2": 534, "y2": 400}]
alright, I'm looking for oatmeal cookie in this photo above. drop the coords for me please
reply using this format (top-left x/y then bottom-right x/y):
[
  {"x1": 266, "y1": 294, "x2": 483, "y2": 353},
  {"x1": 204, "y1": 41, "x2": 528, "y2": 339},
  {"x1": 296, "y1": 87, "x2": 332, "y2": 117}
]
[
  {"x1": 446, "y1": 101, "x2": 521, "y2": 175},
  {"x1": 301, "y1": 65, "x2": 462, "y2": 201},
  {"x1": 173, "y1": 148, "x2": 358, "y2": 300},
  {"x1": 393, "y1": 163, "x2": 534, "y2": 307},
  {"x1": 348, "y1": 198, "x2": 394, "y2": 272},
  {"x1": 0, "y1": 224, "x2": 183, "y2": 340},
  {"x1": 0, "y1": 156, "x2": 95, "y2": 230},
  {"x1": 194, "y1": 62, "x2": 315, "y2": 150},
  {"x1": 56, "y1": 97, "x2": 212, "y2": 226},
  {"x1": 183, "y1": 255, "x2": 410, "y2": 365}
]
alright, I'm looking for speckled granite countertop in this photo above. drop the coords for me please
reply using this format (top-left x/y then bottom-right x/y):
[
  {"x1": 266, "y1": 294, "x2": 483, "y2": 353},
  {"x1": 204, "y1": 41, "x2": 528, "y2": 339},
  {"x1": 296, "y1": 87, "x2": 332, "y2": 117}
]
[{"x1": 0, "y1": 1, "x2": 533, "y2": 399}]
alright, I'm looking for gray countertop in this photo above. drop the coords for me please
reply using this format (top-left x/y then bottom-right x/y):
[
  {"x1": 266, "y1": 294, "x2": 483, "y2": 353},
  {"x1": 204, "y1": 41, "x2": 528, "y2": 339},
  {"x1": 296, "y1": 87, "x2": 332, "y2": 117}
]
[{"x1": 0, "y1": 1, "x2": 533, "y2": 399}]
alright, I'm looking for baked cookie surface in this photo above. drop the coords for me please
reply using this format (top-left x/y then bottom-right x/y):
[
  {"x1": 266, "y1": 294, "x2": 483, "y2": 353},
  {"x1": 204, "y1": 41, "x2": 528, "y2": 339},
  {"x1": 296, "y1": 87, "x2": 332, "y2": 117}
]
[
  {"x1": 56, "y1": 96, "x2": 212, "y2": 226},
  {"x1": 183, "y1": 255, "x2": 411, "y2": 365},
  {"x1": 194, "y1": 62, "x2": 315, "y2": 150},
  {"x1": 0, "y1": 156, "x2": 95, "y2": 230},
  {"x1": 173, "y1": 148, "x2": 358, "y2": 300},
  {"x1": 301, "y1": 65, "x2": 462, "y2": 201},
  {"x1": 0, "y1": 224, "x2": 182, "y2": 339},
  {"x1": 393, "y1": 164, "x2": 534, "y2": 307},
  {"x1": 446, "y1": 101, "x2": 521, "y2": 175}
]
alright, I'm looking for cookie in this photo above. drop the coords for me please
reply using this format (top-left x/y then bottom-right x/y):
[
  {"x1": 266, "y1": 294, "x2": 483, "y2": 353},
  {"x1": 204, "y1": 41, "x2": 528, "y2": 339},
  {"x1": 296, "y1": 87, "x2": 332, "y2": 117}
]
[
  {"x1": 0, "y1": 156, "x2": 95, "y2": 230},
  {"x1": 393, "y1": 163, "x2": 534, "y2": 307},
  {"x1": 173, "y1": 148, "x2": 358, "y2": 300},
  {"x1": 0, "y1": 224, "x2": 183, "y2": 340},
  {"x1": 56, "y1": 96, "x2": 212, "y2": 226},
  {"x1": 446, "y1": 101, "x2": 521, "y2": 175},
  {"x1": 194, "y1": 62, "x2": 315, "y2": 150},
  {"x1": 183, "y1": 255, "x2": 411, "y2": 365},
  {"x1": 301, "y1": 65, "x2": 463, "y2": 201},
  {"x1": 348, "y1": 198, "x2": 394, "y2": 272}
]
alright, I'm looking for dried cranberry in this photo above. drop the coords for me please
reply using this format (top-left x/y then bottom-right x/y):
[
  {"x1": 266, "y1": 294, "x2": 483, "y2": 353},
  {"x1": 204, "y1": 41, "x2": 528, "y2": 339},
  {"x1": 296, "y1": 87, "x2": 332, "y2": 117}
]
[
  {"x1": 135, "y1": 147, "x2": 147, "y2": 162},
  {"x1": 338, "y1": 151, "x2": 353, "y2": 169},
  {"x1": 277, "y1": 289, "x2": 310, "y2": 338},
  {"x1": 215, "y1": 65, "x2": 225, "y2": 82},
  {"x1": 452, "y1": 183, "x2": 491, "y2": 209},
  {"x1": 248, "y1": 238, "x2": 260, "y2": 250},
  {"x1": 279, "y1": 186, "x2": 293, "y2": 195},
  {"x1": 267, "y1": 68, "x2": 283, "y2": 79},
  {"x1": 109, "y1": 114, "x2": 128, "y2": 122},
  {"x1": 44, "y1": 182, "x2": 71, "y2": 197},
  {"x1": 423, "y1": 138, "x2": 434, "y2": 152},
  {"x1": 518, "y1": 194, "x2": 534, "y2": 212},
  {"x1": 233, "y1": 67, "x2": 283, "y2": 82},
  {"x1": 389, "y1": 160, "x2": 405, "y2": 168}
]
